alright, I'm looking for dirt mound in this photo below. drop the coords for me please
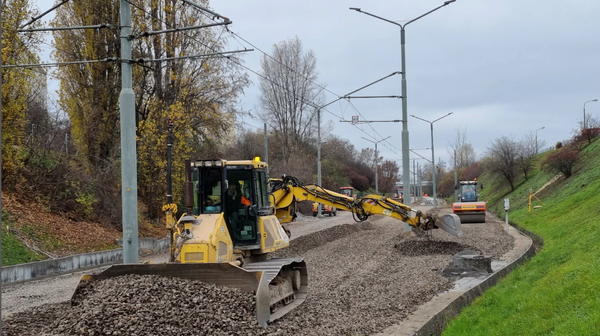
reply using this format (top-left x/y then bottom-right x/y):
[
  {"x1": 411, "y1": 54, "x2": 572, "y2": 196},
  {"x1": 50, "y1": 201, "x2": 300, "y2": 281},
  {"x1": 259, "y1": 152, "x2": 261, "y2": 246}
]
[{"x1": 393, "y1": 239, "x2": 480, "y2": 256}]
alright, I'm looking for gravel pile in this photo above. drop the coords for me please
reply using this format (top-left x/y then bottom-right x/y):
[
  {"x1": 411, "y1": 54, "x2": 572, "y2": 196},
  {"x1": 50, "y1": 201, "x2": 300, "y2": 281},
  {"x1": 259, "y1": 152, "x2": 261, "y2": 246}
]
[
  {"x1": 3, "y1": 274, "x2": 265, "y2": 336},
  {"x1": 2, "y1": 212, "x2": 514, "y2": 336}
]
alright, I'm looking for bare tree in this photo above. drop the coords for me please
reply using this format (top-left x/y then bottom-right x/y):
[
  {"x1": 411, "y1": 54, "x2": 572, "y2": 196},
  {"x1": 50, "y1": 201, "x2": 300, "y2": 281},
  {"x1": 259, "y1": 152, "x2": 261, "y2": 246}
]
[
  {"x1": 517, "y1": 132, "x2": 537, "y2": 180},
  {"x1": 448, "y1": 127, "x2": 476, "y2": 169},
  {"x1": 576, "y1": 114, "x2": 600, "y2": 144},
  {"x1": 258, "y1": 36, "x2": 324, "y2": 163},
  {"x1": 356, "y1": 147, "x2": 380, "y2": 171},
  {"x1": 486, "y1": 136, "x2": 520, "y2": 190},
  {"x1": 379, "y1": 160, "x2": 400, "y2": 193},
  {"x1": 541, "y1": 146, "x2": 579, "y2": 177}
]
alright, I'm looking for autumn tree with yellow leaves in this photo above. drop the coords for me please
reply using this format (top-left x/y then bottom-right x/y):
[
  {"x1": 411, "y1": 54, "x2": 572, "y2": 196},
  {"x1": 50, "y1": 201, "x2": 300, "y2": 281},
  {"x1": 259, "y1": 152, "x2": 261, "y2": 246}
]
[
  {"x1": 51, "y1": 0, "x2": 248, "y2": 221},
  {"x1": 1, "y1": 0, "x2": 43, "y2": 188},
  {"x1": 132, "y1": 0, "x2": 249, "y2": 219}
]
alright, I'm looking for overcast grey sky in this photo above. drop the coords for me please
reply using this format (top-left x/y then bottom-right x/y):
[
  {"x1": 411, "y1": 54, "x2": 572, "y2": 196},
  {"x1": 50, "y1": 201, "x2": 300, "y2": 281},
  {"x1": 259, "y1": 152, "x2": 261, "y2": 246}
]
[
  {"x1": 212, "y1": 0, "x2": 600, "y2": 169},
  {"x1": 36, "y1": 0, "x2": 600, "y2": 170}
]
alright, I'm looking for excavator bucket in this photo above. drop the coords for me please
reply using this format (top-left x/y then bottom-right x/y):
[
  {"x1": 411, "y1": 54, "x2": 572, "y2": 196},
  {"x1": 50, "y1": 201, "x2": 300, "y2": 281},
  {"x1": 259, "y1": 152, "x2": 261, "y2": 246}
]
[
  {"x1": 436, "y1": 214, "x2": 463, "y2": 238},
  {"x1": 71, "y1": 259, "x2": 308, "y2": 327}
]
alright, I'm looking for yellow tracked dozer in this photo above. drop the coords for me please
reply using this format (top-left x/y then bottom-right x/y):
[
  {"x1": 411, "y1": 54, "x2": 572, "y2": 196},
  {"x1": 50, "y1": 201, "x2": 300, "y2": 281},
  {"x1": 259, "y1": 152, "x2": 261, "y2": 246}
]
[{"x1": 71, "y1": 156, "x2": 308, "y2": 327}]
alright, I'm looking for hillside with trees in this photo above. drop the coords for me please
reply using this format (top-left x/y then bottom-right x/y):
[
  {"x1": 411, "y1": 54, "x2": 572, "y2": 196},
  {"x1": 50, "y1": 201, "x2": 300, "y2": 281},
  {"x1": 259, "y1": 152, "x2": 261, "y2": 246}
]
[{"x1": 0, "y1": 0, "x2": 400, "y2": 264}]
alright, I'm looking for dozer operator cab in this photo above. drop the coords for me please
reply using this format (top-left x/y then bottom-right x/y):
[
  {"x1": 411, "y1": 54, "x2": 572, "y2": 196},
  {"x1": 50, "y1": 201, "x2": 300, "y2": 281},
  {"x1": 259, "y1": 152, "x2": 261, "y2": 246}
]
[{"x1": 194, "y1": 160, "x2": 272, "y2": 247}]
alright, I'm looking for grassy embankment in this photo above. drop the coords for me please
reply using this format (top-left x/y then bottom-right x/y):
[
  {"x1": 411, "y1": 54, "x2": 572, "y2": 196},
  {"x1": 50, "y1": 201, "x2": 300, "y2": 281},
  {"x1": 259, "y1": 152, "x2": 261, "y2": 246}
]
[
  {"x1": 442, "y1": 139, "x2": 600, "y2": 335},
  {"x1": 1, "y1": 212, "x2": 47, "y2": 265}
]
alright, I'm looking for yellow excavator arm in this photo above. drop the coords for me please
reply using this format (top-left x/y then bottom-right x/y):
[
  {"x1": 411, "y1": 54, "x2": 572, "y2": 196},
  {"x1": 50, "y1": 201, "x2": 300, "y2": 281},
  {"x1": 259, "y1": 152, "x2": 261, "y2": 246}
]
[{"x1": 270, "y1": 175, "x2": 462, "y2": 237}]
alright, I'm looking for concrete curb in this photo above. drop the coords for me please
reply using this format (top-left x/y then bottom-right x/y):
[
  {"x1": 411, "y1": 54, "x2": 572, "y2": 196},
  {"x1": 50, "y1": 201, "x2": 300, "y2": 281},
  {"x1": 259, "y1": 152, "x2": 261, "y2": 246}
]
[
  {"x1": 1, "y1": 237, "x2": 169, "y2": 284},
  {"x1": 376, "y1": 225, "x2": 539, "y2": 336}
]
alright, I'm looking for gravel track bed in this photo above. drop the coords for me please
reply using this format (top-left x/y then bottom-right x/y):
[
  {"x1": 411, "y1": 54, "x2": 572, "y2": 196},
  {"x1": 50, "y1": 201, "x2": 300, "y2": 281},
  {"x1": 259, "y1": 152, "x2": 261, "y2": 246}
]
[{"x1": 2, "y1": 210, "x2": 514, "y2": 335}]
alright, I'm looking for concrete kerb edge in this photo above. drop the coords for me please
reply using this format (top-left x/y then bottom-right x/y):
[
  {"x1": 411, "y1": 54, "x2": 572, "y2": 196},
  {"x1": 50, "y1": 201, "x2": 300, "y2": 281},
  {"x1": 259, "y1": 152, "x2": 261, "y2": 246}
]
[
  {"x1": 413, "y1": 226, "x2": 540, "y2": 336},
  {"x1": 1, "y1": 237, "x2": 170, "y2": 285},
  {"x1": 379, "y1": 224, "x2": 541, "y2": 336}
]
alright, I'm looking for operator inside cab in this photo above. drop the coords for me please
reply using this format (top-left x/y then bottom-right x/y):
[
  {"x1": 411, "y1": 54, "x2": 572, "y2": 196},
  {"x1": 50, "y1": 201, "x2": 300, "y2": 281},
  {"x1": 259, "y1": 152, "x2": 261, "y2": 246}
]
[{"x1": 224, "y1": 171, "x2": 256, "y2": 245}]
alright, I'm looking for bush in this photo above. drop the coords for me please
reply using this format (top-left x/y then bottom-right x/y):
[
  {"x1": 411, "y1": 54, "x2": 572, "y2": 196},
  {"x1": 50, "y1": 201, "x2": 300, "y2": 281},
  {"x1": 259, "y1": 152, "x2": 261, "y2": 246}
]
[{"x1": 541, "y1": 147, "x2": 579, "y2": 177}]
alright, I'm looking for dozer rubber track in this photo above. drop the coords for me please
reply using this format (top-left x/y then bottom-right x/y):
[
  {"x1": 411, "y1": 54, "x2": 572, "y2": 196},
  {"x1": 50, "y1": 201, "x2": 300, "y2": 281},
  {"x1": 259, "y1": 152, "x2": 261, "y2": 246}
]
[{"x1": 71, "y1": 259, "x2": 308, "y2": 327}]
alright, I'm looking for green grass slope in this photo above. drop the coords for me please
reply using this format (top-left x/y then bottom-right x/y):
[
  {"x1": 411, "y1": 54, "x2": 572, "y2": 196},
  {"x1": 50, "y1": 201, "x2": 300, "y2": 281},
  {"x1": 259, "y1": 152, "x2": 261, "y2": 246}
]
[
  {"x1": 1, "y1": 212, "x2": 47, "y2": 266},
  {"x1": 443, "y1": 139, "x2": 600, "y2": 336}
]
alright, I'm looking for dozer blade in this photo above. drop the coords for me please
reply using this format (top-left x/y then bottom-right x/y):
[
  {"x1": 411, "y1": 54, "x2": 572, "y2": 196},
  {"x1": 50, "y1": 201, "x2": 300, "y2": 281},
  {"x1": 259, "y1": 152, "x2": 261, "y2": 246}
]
[
  {"x1": 436, "y1": 214, "x2": 463, "y2": 237},
  {"x1": 71, "y1": 259, "x2": 308, "y2": 327},
  {"x1": 244, "y1": 258, "x2": 308, "y2": 325}
]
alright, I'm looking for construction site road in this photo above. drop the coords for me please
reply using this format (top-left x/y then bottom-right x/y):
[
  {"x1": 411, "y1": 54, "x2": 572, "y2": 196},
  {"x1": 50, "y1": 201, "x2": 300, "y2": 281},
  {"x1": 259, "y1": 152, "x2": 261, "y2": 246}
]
[{"x1": 1, "y1": 205, "x2": 515, "y2": 335}]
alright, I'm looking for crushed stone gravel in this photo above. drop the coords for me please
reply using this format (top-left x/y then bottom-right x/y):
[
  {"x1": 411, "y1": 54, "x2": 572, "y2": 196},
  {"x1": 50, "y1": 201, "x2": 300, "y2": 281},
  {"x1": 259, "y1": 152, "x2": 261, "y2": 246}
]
[{"x1": 2, "y1": 210, "x2": 514, "y2": 336}]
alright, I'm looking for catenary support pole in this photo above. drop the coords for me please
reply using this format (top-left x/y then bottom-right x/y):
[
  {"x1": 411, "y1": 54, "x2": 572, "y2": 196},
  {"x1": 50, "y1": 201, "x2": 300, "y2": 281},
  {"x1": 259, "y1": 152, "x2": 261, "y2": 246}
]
[
  {"x1": 350, "y1": 1, "x2": 457, "y2": 231},
  {"x1": 120, "y1": 0, "x2": 139, "y2": 263},
  {"x1": 454, "y1": 150, "x2": 458, "y2": 202},
  {"x1": 317, "y1": 108, "x2": 322, "y2": 217},
  {"x1": 264, "y1": 123, "x2": 268, "y2": 174},
  {"x1": 400, "y1": 27, "x2": 411, "y2": 232},
  {"x1": 430, "y1": 122, "x2": 437, "y2": 207}
]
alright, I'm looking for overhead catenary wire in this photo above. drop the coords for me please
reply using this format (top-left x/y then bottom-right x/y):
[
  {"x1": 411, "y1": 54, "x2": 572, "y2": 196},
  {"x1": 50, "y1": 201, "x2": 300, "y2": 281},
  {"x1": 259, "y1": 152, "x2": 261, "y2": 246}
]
[
  {"x1": 127, "y1": 1, "x2": 350, "y2": 128},
  {"x1": 218, "y1": 33, "x2": 405, "y2": 160},
  {"x1": 115, "y1": 0, "x2": 402, "y2": 153},
  {"x1": 225, "y1": 30, "x2": 343, "y2": 101},
  {"x1": 346, "y1": 100, "x2": 402, "y2": 158},
  {"x1": 25, "y1": 0, "x2": 402, "y2": 162},
  {"x1": 20, "y1": 0, "x2": 70, "y2": 29}
]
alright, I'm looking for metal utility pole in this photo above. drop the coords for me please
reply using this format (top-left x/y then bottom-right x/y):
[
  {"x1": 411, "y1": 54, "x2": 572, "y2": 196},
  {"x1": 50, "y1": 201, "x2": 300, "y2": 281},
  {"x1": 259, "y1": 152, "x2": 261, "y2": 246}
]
[
  {"x1": 350, "y1": 0, "x2": 456, "y2": 228},
  {"x1": 120, "y1": 0, "x2": 138, "y2": 263},
  {"x1": 454, "y1": 149, "x2": 458, "y2": 202},
  {"x1": 361, "y1": 136, "x2": 391, "y2": 194},
  {"x1": 413, "y1": 159, "x2": 416, "y2": 200},
  {"x1": 316, "y1": 73, "x2": 401, "y2": 215},
  {"x1": 317, "y1": 108, "x2": 323, "y2": 217},
  {"x1": 264, "y1": 123, "x2": 269, "y2": 174},
  {"x1": 583, "y1": 99, "x2": 598, "y2": 130},
  {"x1": 535, "y1": 126, "x2": 545, "y2": 154},
  {"x1": 411, "y1": 112, "x2": 453, "y2": 207},
  {"x1": 418, "y1": 163, "x2": 423, "y2": 200}
]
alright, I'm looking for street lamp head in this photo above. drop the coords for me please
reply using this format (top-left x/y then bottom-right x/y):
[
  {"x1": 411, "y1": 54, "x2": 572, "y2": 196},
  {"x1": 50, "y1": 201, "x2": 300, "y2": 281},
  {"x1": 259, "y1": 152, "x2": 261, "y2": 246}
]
[
  {"x1": 443, "y1": 0, "x2": 456, "y2": 5},
  {"x1": 349, "y1": 7, "x2": 361, "y2": 11},
  {"x1": 593, "y1": 99, "x2": 598, "y2": 102}
]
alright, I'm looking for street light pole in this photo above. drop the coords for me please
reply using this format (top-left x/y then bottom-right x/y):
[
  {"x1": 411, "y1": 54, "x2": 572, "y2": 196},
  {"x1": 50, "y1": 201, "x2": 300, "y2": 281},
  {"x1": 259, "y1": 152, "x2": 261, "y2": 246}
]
[
  {"x1": 411, "y1": 112, "x2": 453, "y2": 207},
  {"x1": 317, "y1": 107, "x2": 323, "y2": 217},
  {"x1": 362, "y1": 136, "x2": 391, "y2": 194},
  {"x1": 535, "y1": 126, "x2": 545, "y2": 154},
  {"x1": 583, "y1": 99, "x2": 598, "y2": 130},
  {"x1": 350, "y1": 1, "x2": 457, "y2": 223}
]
